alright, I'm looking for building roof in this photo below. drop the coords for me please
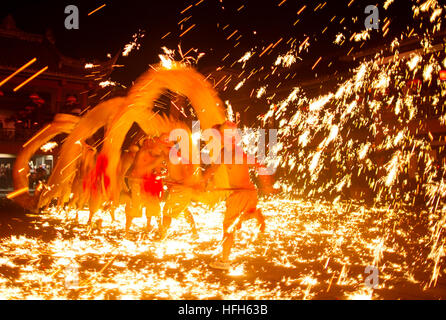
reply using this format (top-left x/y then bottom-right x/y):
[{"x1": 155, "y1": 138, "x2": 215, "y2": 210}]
[{"x1": 0, "y1": 15, "x2": 118, "y2": 82}]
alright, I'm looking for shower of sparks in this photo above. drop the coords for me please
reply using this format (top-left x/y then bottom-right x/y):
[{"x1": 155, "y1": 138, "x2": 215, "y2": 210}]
[
  {"x1": 275, "y1": 50, "x2": 298, "y2": 68},
  {"x1": 3, "y1": 0, "x2": 446, "y2": 300},
  {"x1": 250, "y1": 0, "x2": 446, "y2": 290},
  {"x1": 0, "y1": 199, "x2": 444, "y2": 299},
  {"x1": 122, "y1": 30, "x2": 145, "y2": 57}
]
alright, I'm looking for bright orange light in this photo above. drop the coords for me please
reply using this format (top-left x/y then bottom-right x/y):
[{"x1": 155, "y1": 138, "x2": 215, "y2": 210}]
[
  {"x1": 88, "y1": 4, "x2": 106, "y2": 16},
  {"x1": 179, "y1": 24, "x2": 196, "y2": 38},
  {"x1": 0, "y1": 58, "x2": 36, "y2": 87},
  {"x1": 6, "y1": 187, "x2": 29, "y2": 199},
  {"x1": 13, "y1": 66, "x2": 48, "y2": 92},
  {"x1": 22, "y1": 124, "x2": 51, "y2": 148}
]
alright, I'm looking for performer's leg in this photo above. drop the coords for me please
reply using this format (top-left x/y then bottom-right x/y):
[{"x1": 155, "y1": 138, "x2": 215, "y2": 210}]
[
  {"x1": 184, "y1": 208, "x2": 198, "y2": 238},
  {"x1": 156, "y1": 217, "x2": 162, "y2": 232},
  {"x1": 57, "y1": 183, "x2": 71, "y2": 207},
  {"x1": 125, "y1": 206, "x2": 134, "y2": 232},
  {"x1": 209, "y1": 211, "x2": 236, "y2": 269},
  {"x1": 77, "y1": 190, "x2": 88, "y2": 210},
  {"x1": 145, "y1": 214, "x2": 153, "y2": 232},
  {"x1": 110, "y1": 207, "x2": 115, "y2": 222},
  {"x1": 210, "y1": 191, "x2": 257, "y2": 269},
  {"x1": 104, "y1": 202, "x2": 115, "y2": 222},
  {"x1": 126, "y1": 182, "x2": 142, "y2": 232},
  {"x1": 67, "y1": 190, "x2": 77, "y2": 209},
  {"x1": 121, "y1": 191, "x2": 132, "y2": 232},
  {"x1": 221, "y1": 231, "x2": 234, "y2": 262},
  {"x1": 88, "y1": 193, "x2": 101, "y2": 225},
  {"x1": 145, "y1": 198, "x2": 161, "y2": 232},
  {"x1": 240, "y1": 208, "x2": 265, "y2": 233},
  {"x1": 161, "y1": 215, "x2": 172, "y2": 239},
  {"x1": 255, "y1": 209, "x2": 266, "y2": 233},
  {"x1": 161, "y1": 187, "x2": 189, "y2": 239}
]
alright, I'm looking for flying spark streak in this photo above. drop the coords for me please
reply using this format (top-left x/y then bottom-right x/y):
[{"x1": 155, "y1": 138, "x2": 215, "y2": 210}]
[
  {"x1": 181, "y1": 4, "x2": 193, "y2": 14},
  {"x1": 22, "y1": 124, "x2": 51, "y2": 148},
  {"x1": 213, "y1": 75, "x2": 227, "y2": 88},
  {"x1": 6, "y1": 187, "x2": 29, "y2": 199},
  {"x1": 259, "y1": 43, "x2": 274, "y2": 58},
  {"x1": 13, "y1": 66, "x2": 48, "y2": 92},
  {"x1": 88, "y1": 4, "x2": 106, "y2": 16},
  {"x1": 382, "y1": 20, "x2": 391, "y2": 32},
  {"x1": 161, "y1": 32, "x2": 171, "y2": 39},
  {"x1": 179, "y1": 24, "x2": 196, "y2": 37},
  {"x1": 0, "y1": 58, "x2": 36, "y2": 87},
  {"x1": 311, "y1": 57, "x2": 322, "y2": 70},
  {"x1": 60, "y1": 153, "x2": 82, "y2": 175},
  {"x1": 272, "y1": 38, "x2": 283, "y2": 49},
  {"x1": 226, "y1": 30, "x2": 238, "y2": 40},
  {"x1": 178, "y1": 16, "x2": 191, "y2": 25},
  {"x1": 171, "y1": 101, "x2": 188, "y2": 118},
  {"x1": 299, "y1": 37, "x2": 309, "y2": 51}
]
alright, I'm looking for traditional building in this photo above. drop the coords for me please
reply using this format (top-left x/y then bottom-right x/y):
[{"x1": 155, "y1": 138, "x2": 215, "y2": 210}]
[{"x1": 0, "y1": 15, "x2": 118, "y2": 191}]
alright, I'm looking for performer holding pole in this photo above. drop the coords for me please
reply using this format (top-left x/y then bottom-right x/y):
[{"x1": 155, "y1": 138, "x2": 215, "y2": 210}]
[
  {"x1": 203, "y1": 121, "x2": 272, "y2": 270},
  {"x1": 158, "y1": 133, "x2": 199, "y2": 240},
  {"x1": 125, "y1": 138, "x2": 165, "y2": 233}
]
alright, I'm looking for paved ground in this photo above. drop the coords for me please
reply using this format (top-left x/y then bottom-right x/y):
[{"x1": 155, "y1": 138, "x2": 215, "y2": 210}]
[{"x1": 0, "y1": 197, "x2": 444, "y2": 299}]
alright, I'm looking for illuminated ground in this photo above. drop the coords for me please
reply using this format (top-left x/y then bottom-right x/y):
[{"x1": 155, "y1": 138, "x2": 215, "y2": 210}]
[{"x1": 0, "y1": 197, "x2": 444, "y2": 300}]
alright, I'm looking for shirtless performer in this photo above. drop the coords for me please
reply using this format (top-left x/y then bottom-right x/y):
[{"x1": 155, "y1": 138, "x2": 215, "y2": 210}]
[
  {"x1": 203, "y1": 121, "x2": 270, "y2": 270},
  {"x1": 158, "y1": 133, "x2": 199, "y2": 240},
  {"x1": 84, "y1": 152, "x2": 112, "y2": 225},
  {"x1": 119, "y1": 144, "x2": 139, "y2": 195},
  {"x1": 68, "y1": 140, "x2": 97, "y2": 219},
  {"x1": 125, "y1": 138, "x2": 165, "y2": 232}
]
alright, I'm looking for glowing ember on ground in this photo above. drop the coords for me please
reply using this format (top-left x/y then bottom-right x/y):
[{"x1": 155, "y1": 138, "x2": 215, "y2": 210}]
[{"x1": 0, "y1": 198, "x2": 444, "y2": 299}]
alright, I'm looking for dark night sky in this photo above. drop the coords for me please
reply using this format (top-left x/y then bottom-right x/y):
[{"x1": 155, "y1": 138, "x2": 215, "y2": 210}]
[{"x1": 1, "y1": 0, "x2": 418, "y2": 120}]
